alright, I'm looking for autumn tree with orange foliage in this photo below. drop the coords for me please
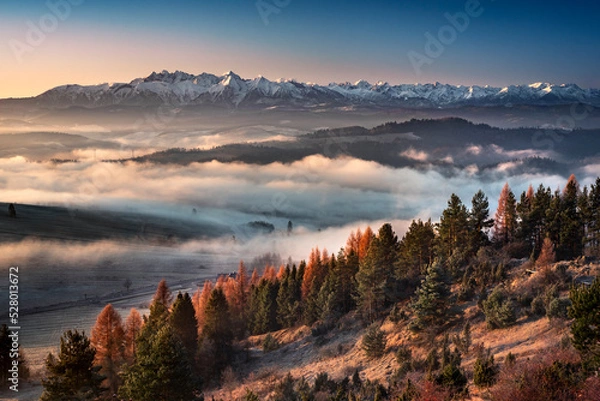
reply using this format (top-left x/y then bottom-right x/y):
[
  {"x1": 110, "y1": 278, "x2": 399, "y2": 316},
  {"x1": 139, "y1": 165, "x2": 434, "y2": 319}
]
[
  {"x1": 493, "y1": 183, "x2": 518, "y2": 244},
  {"x1": 536, "y1": 237, "x2": 556, "y2": 269},
  {"x1": 90, "y1": 304, "x2": 125, "y2": 395},
  {"x1": 193, "y1": 280, "x2": 213, "y2": 335},
  {"x1": 123, "y1": 308, "x2": 142, "y2": 364}
]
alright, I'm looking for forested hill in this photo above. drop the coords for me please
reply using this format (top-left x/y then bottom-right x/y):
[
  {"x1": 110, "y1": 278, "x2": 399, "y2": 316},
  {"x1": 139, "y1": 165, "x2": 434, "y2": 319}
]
[
  {"x1": 123, "y1": 118, "x2": 600, "y2": 177},
  {"x1": 27, "y1": 174, "x2": 600, "y2": 401}
]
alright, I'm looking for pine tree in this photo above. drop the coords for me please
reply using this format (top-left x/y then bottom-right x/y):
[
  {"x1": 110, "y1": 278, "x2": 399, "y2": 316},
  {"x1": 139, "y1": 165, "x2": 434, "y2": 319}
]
[
  {"x1": 473, "y1": 349, "x2": 498, "y2": 388},
  {"x1": 361, "y1": 324, "x2": 387, "y2": 359},
  {"x1": 277, "y1": 265, "x2": 301, "y2": 327},
  {"x1": 90, "y1": 304, "x2": 125, "y2": 395},
  {"x1": 530, "y1": 185, "x2": 553, "y2": 257},
  {"x1": 355, "y1": 224, "x2": 400, "y2": 321},
  {"x1": 517, "y1": 185, "x2": 535, "y2": 253},
  {"x1": 397, "y1": 219, "x2": 435, "y2": 280},
  {"x1": 558, "y1": 174, "x2": 583, "y2": 260},
  {"x1": 123, "y1": 308, "x2": 143, "y2": 364},
  {"x1": 200, "y1": 287, "x2": 234, "y2": 379},
  {"x1": 437, "y1": 194, "x2": 470, "y2": 261},
  {"x1": 411, "y1": 262, "x2": 450, "y2": 330},
  {"x1": 41, "y1": 330, "x2": 105, "y2": 401},
  {"x1": 546, "y1": 189, "x2": 563, "y2": 252},
  {"x1": 301, "y1": 247, "x2": 324, "y2": 300},
  {"x1": 170, "y1": 292, "x2": 198, "y2": 361},
  {"x1": 333, "y1": 249, "x2": 358, "y2": 314},
  {"x1": 356, "y1": 245, "x2": 385, "y2": 323},
  {"x1": 493, "y1": 183, "x2": 518, "y2": 244},
  {"x1": 469, "y1": 190, "x2": 493, "y2": 254},
  {"x1": 569, "y1": 277, "x2": 600, "y2": 370},
  {"x1": 587, "y1": 177, "x2": 600, "y2": 255},
  {"x1": 119, "y1": 325, "x2": 198, "y2": 401}
]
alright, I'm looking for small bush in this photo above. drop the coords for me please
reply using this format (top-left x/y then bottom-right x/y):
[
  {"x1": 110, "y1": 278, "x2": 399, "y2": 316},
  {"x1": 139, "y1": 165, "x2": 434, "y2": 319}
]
[
  {"x1": 504, "y1": 352, "x2": 516, "y2": 367},
  {"x1": 435, "y1": 363, "x2": 468, "y2": 397},
  {"x1": 262, "y1": 334, "x2": 280, "y2": 352},
  {"x1": 389, "y1": 303, "x2": 408, "y2": 323},
  {"x1": 530, "y1": 294, "x2": 546, "y2": 316},
  {"x1": 361, "y1": 324, "x2": 386, "y2": 359},
  {"x1": 311, "y1": 321, "x2": 334, "y2": 337},
  {"x1": 473, "y1": 350, "x2": 498, "y2": 388},
  {"x1": 482, "y1": 286, "x2": 517, "y2": 329},
  {"x1": 490, "y1": 347, "x2": 582, "y2": 401},
  {"x1": 396, "y1": 344, "x2": 412, "y2": 365},
  {"x1": 243, "y1": 389, "x2": 260, "y2": 401},
  {"x1": 546, "y1": 297, "x2": 571, "y2": 320}
]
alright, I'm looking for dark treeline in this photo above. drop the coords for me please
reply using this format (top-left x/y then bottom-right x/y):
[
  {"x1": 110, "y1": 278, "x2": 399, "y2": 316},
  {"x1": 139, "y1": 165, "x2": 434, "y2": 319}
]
[{"x1": 37, "y1": 175, "x2": 600, "y2": 400}]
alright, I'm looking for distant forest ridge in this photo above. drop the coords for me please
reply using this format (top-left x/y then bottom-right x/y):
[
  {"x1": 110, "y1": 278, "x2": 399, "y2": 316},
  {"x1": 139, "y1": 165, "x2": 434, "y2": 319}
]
[{"x1": 119, "y1": 118, "x2": 600, "y2": 178}]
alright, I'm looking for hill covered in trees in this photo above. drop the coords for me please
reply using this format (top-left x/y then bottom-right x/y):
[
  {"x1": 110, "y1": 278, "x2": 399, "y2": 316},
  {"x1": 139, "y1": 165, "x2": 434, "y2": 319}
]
[
  {"x1": 124, "y1": 118, "x2": 600, "y2": 180},
  {"x1": 14, "y1": 174, "x2": 600, "y2": 400}
]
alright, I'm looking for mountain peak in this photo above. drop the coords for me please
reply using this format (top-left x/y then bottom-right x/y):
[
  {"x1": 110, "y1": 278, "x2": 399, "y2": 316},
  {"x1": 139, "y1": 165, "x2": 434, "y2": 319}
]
[{"x1": 34, "y1": 71, "x2": 600, "y2": 109}]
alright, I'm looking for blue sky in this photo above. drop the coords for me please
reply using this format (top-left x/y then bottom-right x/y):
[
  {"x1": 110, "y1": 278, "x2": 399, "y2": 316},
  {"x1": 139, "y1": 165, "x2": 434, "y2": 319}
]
[{"x1": 1, "y1": 0, "x2": 599, "y2": 97}]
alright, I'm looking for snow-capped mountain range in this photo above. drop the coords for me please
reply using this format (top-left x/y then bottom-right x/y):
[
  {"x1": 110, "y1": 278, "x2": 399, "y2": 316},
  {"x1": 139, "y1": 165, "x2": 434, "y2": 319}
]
[{"x1": 34, "y1": 70, "x2": 600, "y2": 109}]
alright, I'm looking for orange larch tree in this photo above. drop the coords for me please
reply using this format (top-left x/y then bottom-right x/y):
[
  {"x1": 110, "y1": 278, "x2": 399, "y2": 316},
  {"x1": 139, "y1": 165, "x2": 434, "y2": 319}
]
[
  {"x1": 123, "y1": 308, "x2": 142, "y2": 364},
  {"x1": 90, "y1": 304, "x2": 125, "y2": 395}
]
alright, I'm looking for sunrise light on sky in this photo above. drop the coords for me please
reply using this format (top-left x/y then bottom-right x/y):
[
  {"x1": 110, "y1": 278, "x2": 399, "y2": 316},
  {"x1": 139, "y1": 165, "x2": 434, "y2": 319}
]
[{"x1": 1, "y1": 0, "x2": 599, "y2": 98}]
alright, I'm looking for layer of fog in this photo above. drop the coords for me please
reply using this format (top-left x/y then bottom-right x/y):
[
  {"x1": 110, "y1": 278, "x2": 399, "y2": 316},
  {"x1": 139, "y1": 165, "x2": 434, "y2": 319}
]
[{"x1": 2, "y1": 153, "x2": 597, "y2": 242}]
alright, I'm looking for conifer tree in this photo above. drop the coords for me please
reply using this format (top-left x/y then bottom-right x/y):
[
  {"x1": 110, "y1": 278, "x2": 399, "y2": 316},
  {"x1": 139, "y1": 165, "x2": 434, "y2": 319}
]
[
  {"x1": 536, "y1": 237, "x2": 556, "y2": 268},
  {"x1": 358, "y1": 226, "x2": 375, "y2": 261},
  {"x1": 90, "y1": 304, "x2": 125, "y2": 395},
  {"x1": 193, "y1": 280, "x2": 213, "y2": 335},
  {"x1": 397, "y1": 219, "x2": 435, "y2": 280},
  {"x1": 148, "y1": 279, "x2": 171, "y2": 329},
  {"x1": 569, "y1": 277, "x2": 600, "y2": 370},
  {"x1": 530, "y1": 184, "x2": 553, "y2": 256},
  {"x1": 119, "y1": 325, "x2": 198, "y2": 401},
  {"x1": 558, "y1": 174, "x2": 583, "y2": 260},
  {"x1": 493, "y1": 183, "x2": 518, "y2": 244},
  {"x1": 469, "y1": 190, "x2": 493, "y2": 254},
  {"x1": 123, "y1": 308, "x2": 143, "y2": 364},
  {"x1": 277, "y1": 265, "x2": 301, "y2": 327},
  {"x1": 588, "y1": 177, "x2": 600, "y2": 255},
  {"x1": 411, "y1": 262, "x2": 450, "y2": 330},
  {"x1": 301, "y1": 247, "x2": 324, "y2": 300},
  {"x1": 41, "y1": 330, "x2": 105, "y2": 401},
  {"x1": 200, "y1": 287, "x2": 234, "y2": 379},
  {"x1": 437, "y1": 194, "x2": 470, "y2": 261},
  {"x1": 517, "y1": 185, "x2": 536, "y2": 252},
  {"x1": 356, "y1": 224, "x2": 400, "y2": 321},
  {"x1": 170, "y1": 292, "x2": 198, "y2": 361},
  {"x1": 251, "y1": 278, "x2": 281, "y2": 333}
]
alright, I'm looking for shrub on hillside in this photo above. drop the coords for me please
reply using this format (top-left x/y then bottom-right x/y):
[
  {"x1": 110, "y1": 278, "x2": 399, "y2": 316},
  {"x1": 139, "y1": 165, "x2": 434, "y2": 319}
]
[
  {"x1": 262, "y1": 334, "x2": 281, "y2": 352},
  {"x1": 361, "y1": 324, "x2": 386, "y2": 359},
  {"x1": 482, "y1": 286, "x2": 517, "y2": 329},
  {"x1": 546, "y1": 297, "x2": 571, "y2": 320},
  {"x1": 473, "y1": 349, "x2": 498, "y2": 388},
  {"x1": 489, "y1": 347, "x2": 583, "y2": 401}
]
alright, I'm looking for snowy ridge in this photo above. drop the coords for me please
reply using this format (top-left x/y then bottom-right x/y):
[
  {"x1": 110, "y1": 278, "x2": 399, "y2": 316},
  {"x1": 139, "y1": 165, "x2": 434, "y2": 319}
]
[{"x1": 35, "y1": 70, "x2": 600, "y2": 108}]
